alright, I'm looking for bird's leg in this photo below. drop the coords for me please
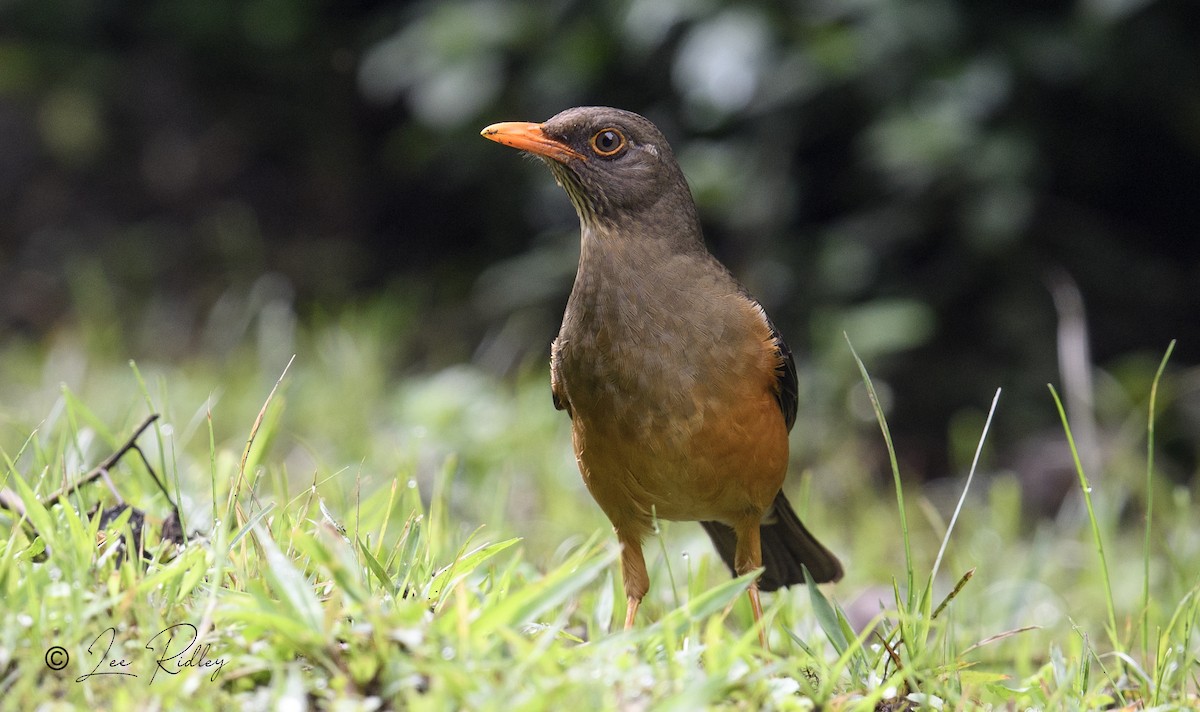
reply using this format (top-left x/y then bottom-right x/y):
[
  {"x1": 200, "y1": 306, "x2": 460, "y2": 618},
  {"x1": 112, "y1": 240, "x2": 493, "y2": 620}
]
[
  {"x1": 747, "y1": 582, "x2": 767, "y2": 649},
  {"x1": 734, "y1": 519, "x2": 769, "y2": 649},
  {"x1": 624, "y1": 596, "x2": 640, "y2": 630},
  {"x1": 618, "y1": 530, "x2": 649, "y2": 630}
]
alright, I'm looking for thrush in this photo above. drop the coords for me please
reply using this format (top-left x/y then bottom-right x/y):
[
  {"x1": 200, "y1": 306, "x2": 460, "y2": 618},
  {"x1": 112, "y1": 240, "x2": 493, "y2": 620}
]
[{"x1": 482, "y1": 106, "x2": 842, "y2": 645}]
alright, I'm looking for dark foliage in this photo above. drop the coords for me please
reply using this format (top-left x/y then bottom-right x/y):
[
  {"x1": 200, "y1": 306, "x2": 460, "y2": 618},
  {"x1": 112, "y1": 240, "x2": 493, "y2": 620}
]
[{"x1": 2, "y1": 0, "x2": 1197, "y2": 478}]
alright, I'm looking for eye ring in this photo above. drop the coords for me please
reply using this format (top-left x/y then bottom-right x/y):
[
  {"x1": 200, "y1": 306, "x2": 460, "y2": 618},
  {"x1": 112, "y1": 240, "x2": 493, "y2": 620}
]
[{"x1": 589, "y1": 128, "x2": 626, "y2": 157}]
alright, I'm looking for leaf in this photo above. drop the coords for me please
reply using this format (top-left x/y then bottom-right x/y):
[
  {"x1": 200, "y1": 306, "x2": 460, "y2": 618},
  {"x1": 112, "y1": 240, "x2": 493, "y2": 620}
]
[
  {"x1": 292, "y1": 525, "x2": 369, "y2": 605},
  {"x1": 426, "y1": 536, "x2": 521, "y2": 606},
  {"x1": 806, "y1": 565, "x2": 849, "y2": 655},
  {"x1": 229, "y1": 501, "x2": 275, "y2": 548},
  {"x1": 655, "y1": 570, "x2": 755, "y2": 639},
  {"x1": 252, "y1": 523, "x2": 324, "y2": 633},
  {"x1": 7, "y1": 470, "x2": 59, "y2": 555},
  {"x1": 959, "y1": 669, "x2": 1012, "y2": 686},
  {"x1": 358, "y1": 536, "x2": 395, "y2": 596},
  {"x1": 470, "y1": 538, "x2": 617, "y2": 638}
]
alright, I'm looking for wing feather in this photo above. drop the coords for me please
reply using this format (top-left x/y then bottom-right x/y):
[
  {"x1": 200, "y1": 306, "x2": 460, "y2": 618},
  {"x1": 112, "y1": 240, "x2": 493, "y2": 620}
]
[
  {"x1": 550, "y1": 337, "x2": 572, "y2": 417},
  {"x1": 744, "y1": 294, "x2": 798, "y2": 432}
]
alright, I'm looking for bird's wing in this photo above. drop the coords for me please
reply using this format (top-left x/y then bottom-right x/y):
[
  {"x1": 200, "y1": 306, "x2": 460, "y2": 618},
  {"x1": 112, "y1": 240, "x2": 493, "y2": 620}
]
[
  {"x1": 771, "y1": 324, "x2": 799, "y2": 432},
  {"x1": 550, "y1": 337, "x2": 572, "y2": 416},
  {"x1": 747, "y1": 295, "x2": 799, "y2": 432}
]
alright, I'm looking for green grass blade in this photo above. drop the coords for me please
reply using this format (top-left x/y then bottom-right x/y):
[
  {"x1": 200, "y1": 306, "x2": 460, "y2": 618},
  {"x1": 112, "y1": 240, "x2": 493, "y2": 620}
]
[
  {"x1": 805, "y1": 564, "x2": 849, "y2": 655},
  {"x1": 358, "y1": 535, "x2": 396, "y2": 596},
  {"x1": 207, "y1": 407, "x2": 218, "y2": 529},
  {"x1": 846, "y1": 335, "x2": 914, "y2": 608},
  {"x1": 1142, "y1": 339, "x2": 1175, "y2": 661},
  {"x1": 251, "y1": 522, "x2": 325, "y2": 632},
  {"x1": 1048, "y1": 384, "x2": 1120, "y2": 654},
  {"x1": 229, "y1": 500, "x2": 275, "y2": 548},
  {"x1": 655, "y1": 569, "x2": 754, "y2": 640},
  {"x1": 427, "y1": 535, "x2": 521, "y2": 609},
  {"x1": 470, "y1": 537, "x2": 616, "y2": 638},
  {"x1": 7, "y1": 470, "x2": 59, "y2": 556}
]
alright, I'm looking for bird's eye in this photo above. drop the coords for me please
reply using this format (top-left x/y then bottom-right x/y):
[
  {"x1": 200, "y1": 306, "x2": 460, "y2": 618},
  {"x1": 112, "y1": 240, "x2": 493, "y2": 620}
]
[{"x1": 589, "y1": 128, "x2": 626, "y2": 157}]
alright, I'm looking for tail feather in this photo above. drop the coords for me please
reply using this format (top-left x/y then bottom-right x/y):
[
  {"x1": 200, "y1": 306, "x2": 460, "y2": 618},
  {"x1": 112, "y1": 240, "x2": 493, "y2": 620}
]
[{"x1": 701, "y1": 492, "x2": 843, "y2": 591}]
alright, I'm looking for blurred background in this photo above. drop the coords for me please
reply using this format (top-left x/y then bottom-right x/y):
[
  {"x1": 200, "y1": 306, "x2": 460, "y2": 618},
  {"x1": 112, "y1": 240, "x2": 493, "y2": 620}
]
[{"x1": 2, "y1": 0, "x2": 1198, "y2": 507}]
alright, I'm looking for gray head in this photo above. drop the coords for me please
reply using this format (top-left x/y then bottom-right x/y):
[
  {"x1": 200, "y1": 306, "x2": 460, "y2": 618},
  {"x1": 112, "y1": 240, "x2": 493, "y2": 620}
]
[{"x1": 482, "y1": 106, "x2": 699, "y2": 236}]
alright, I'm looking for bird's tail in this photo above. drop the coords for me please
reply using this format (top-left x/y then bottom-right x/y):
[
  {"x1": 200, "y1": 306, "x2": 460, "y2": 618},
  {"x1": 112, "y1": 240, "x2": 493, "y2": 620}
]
[{"x1": 701, "y1": 492, "x2": 843, "y2": 591}]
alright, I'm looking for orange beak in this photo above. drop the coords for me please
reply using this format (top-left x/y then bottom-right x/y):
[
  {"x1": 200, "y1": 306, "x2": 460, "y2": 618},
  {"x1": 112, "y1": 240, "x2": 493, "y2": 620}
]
[{"x1": 480, "y1": 121, "x2": 586, "y2": 163}]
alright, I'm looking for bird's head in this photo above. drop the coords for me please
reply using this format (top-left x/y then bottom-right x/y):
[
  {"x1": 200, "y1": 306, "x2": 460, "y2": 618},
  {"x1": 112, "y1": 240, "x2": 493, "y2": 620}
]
[{"x1": 481, "y1": 107, "x2": 697, "y2": 235}]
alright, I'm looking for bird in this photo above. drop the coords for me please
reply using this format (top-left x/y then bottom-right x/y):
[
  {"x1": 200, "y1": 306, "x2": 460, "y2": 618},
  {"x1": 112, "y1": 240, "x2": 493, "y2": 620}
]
[{"x1": 481, "y1": 107, "x2": 842, "y2": 646}]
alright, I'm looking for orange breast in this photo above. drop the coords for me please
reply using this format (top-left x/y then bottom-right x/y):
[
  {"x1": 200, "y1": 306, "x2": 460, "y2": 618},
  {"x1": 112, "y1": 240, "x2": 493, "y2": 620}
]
[{"x1": 565, "y1": 293, "x2": 790, "y2": 534}]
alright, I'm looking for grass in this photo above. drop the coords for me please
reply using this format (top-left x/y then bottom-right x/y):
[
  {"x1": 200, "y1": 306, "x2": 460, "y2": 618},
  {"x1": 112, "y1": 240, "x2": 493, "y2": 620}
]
[{"x1": 0, "y1": 311, "x2": 1196, "y2": 710}]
